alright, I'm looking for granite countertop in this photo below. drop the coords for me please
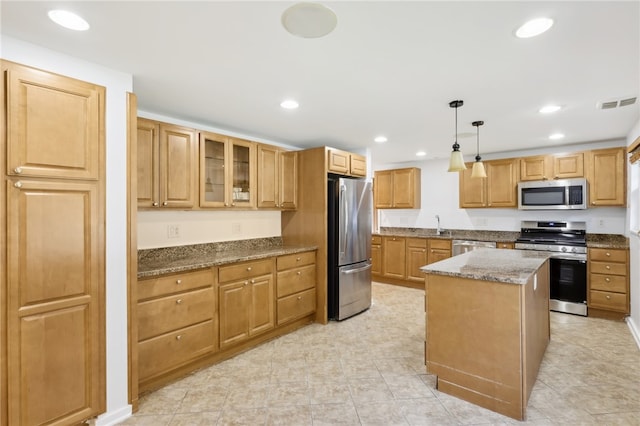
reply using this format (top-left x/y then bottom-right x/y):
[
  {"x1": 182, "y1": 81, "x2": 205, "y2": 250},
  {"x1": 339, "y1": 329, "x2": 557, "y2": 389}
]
[
  {"x1": 421, "y1": 247, "x2": 550, "y2": 285},
  {"x1": 138, "y1": 237, "x2": 317, "y2": 278},
  {"x1": 376, "y1": 227, "x2": 629, "y2": 248}
]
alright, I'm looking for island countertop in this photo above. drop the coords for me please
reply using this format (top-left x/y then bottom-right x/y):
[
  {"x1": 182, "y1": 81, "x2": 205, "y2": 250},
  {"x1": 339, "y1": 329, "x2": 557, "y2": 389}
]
[{"x1": 420, "y1": 248, "x2": 550, "y2": 285}]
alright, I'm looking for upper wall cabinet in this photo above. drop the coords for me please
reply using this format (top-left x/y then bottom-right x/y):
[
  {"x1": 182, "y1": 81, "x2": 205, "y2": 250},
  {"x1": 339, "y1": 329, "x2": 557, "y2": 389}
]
[
  {"x1": 200, "y1": 131, "x2": 256, "y2": 209},
  {"x1": 459, "y1": 159, "x2": 518, "y2": 208},
  {"x1": 374, "y1": 167, "x2": 421, "y2": 209},
  {"x1": 327, "y1": 148, "x2": 366, "y2": 177},
  {"x1": 586, "y1": 147, "x2": 626, "y2": 207},
  {"x1": 137, "y1": 118, "x2": 198, "y2": 208},
  {"x1": 257, "y1": 143, "x2": 297, "y2": 210},
  {"x1": 519, "y1": 152, "x2": 584, "y2": 181}
]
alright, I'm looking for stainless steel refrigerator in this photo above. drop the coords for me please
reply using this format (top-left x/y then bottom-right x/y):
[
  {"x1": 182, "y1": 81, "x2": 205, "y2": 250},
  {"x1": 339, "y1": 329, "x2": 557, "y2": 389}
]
[{"x1": 327, "y1": 175, "x2": 372, "y2": 320}]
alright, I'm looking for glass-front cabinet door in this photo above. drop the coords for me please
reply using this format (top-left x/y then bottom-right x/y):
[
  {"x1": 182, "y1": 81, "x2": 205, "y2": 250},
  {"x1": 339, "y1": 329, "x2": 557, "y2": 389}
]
[
  {"x1": 230, "y1": 137, "x2": 256, "y2": 208},
  {"x1": 200, "y1": 131, "x2": 228, "y2": 207}
]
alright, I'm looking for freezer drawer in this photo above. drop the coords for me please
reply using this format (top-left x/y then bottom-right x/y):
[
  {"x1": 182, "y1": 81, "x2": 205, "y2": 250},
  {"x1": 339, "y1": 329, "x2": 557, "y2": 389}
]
[{"x1": 336, "y1": 261, "x2": 372, "y2": 320}]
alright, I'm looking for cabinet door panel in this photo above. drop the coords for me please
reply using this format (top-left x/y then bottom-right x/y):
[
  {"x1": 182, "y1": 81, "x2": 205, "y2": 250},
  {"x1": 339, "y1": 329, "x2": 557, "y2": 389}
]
[
  {"x1": 250, "y1": 275, "x2": 275, "y2": 336},
  {"x1": 588, "y1": 148, "x2": 625, "y2": 206},
  {"x1": 200, "y1": 132, "x2": 228, "y2": 207},
  {"x1": 137, "y1": 119, "x2": 159, "y2": 207},
  {"x1": 407, "y1": 246, "x2": 427, "y2": 282},
  {"x1": 279, "y1": 151, "x2": 298, "y2": 209},
  {"x1": 219, "y1": 282, "x2": 250, "y2": 348},
  {"x1": 459, "y1": 164, "x2": 486, "y2": 208},
  {"x1": 382, "y1": 237, "x2": 406, "y2": 279},
  {"x1": 6, "y1": 64, "x2": 102, "y2": 180},
  {"x1": 553, "y1": 153, "x2": 583, "y2": 179},
  {"x1": 486, "y1": 160, "x2": 517, "y2": 207},
  {"x1": 230, "y1": 139, "x2": 256, "y2": 208},
  {"x1": 160, "y1": 125, "x2": 197, "y2": 207},
  {"x1": 393, "y1": 168, "x2": 417, "y2": 208},
  {"x1": 374, "y1": 170, "x2": 393, "y2": 208},
  {"x1": 257, "y1": 145, "x2": 279, "y2": 208}
]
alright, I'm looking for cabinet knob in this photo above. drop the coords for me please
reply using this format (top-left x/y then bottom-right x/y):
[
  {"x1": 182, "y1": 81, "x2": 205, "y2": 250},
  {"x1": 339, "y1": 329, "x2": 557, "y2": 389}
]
[
  {"x1": 14, "y1": 181, "x2": 22, "y2": 188},
  {"x1": 251, "y1": 279, "x2": 255, "y2": 284},
  {"x1": 592, "y1": 201, "x2": 596, "y2": 205},
  {"x1": 606, "y1": 295, "x2": 611, "y2": 300},
  {"x1": 176, "y1": 279, "x2": 182, "y2": 285},
  {"x1": 231, "y1": 203, "x2": 235, "y2": 206},
  {"x1": 162, "y1": 201, "x2": 168, "y2": 206},
  {"x1": 224, "y1": 203, "x2": 229, "y2": 207},
  {"x1": 606, "y1": 252, "x2": 611, "y2": 257},
  {"x1": 297, "y1": 271, "x2": 302, "y2": 275},
  {"x1": 152, "y1": 202, "x2": 159, "y2": 207},
  {"x1": 247, "y1": 266, "x2": 252, "y2": 271},
  {"x1": 176, "y1": 299, "x2": 183, "y2": 304},
  {"x1": 606, "y1": 265, "x2": 611, "y2": 270},
  {"x1": 296, "y1": 257, "x2": 301, "y2": 261},
  {"x1": 297, "y1": 296, "x2": 302, "y2": 300},
  {"x1": 14, "y1": 167, "x2": 22, "y2": 174},
  {"x1": 605, "y1": 278, "x2": 611, "y2": 282},
  {"x1": 422, "y1": 249, "x2": 426, "y2": 253},
  {"x1": 176, "y1": 335, "x2": 183, "y2": 340},
  {"x1": 244, "y1": 281, "x2": 248, "y2": 286}
]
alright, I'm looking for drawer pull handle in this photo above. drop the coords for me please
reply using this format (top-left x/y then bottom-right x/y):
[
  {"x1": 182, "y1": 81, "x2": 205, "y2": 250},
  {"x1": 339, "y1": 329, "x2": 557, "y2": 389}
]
[
  {"x1": 606, "y1": 295, "x2": 611, "y2": 300},
  {"x1": 247, "y1": 267, "x2": 252, "y2": 271},
  {"x1": 176, "y1": 335, "x2": 183, "y2": 340},
  {"x1": 606, "y1": 252, "x2": 611, "y2": 257},
  {"x1": 176, "y1": 299, "x2": 183, "y2": 304},
  {"x1": 605, "y1": 278, "x2": 611, "y2": 282},
  {"x1": 176, "y1": 279, "x2": 182, "y2": 285},
  {"x1": 296, "y1": 257, "x2": 301, "y2": 261},
  {"x1": 297, "y1": 271, "x2": 302, "y2": 275},
  {"x1": 606, "y1": 265, "x2": 611, "y2": 270}
]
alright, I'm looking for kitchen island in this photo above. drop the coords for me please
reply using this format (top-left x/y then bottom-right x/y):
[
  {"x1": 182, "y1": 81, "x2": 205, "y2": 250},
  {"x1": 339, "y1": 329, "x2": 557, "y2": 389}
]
[{"x1": 420, "y1": 248, "x2": 550, "y2": 421}]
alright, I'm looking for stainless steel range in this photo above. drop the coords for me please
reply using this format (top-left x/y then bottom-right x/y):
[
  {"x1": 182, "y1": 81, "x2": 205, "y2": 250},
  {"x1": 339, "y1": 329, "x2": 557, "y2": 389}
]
[{"x1": 515, "y1": 221, "x2": 587, "y2": 316}]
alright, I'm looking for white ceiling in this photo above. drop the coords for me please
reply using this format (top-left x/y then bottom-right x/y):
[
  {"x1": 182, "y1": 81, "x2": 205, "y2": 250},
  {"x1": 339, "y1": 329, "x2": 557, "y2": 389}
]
[{"x1": 2, "y1": 1, "x2": 639, "y2": 164}]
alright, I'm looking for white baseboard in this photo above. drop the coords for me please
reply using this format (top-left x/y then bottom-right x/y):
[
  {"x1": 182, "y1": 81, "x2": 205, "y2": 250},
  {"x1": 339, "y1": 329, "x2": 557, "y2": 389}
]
[
  {"x1": 95, "y1": 405, "x2": 132, "y2": 426},
  {"x1": 626, "y1": 316, "x2": 640, "y2": 349}
]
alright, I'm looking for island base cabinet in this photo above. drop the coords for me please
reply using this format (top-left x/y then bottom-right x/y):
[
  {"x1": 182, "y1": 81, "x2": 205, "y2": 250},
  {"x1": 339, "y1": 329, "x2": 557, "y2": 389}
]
[{"x1": 425, "y1": 261, "x2": 549, "y2": 421}]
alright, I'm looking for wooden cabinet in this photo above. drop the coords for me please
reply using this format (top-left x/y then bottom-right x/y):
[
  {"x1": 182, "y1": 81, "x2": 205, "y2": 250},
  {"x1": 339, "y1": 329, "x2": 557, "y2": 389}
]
[
  {"x1": 586, "y1": 147, "x2": 626, "y2": 207},
  {"x1": 218, "y1": 259, "x2": 275, "y2": 348},
  {"x1": 327, "y1": 148, "x2": 367, "y2": 177},
  {"x1": 382, "y1": 236, "x2": 407, "y2": 279},
  {"x1": 519, "y1": 152, "x2": 584, "y2": 181},
  {"x1": 276, "y1": 251, "x2": 316, "y2": 325},
  {"x1": 374, "y1": 168, "x2": 421, "y2": 209},
  {"x1": 371, "y1": 235, "x2": 382, "y2": 275},
  {"x1": 427, "y1": 239, "x2": 452, "y2": 264},
  {"x1": 137, "y1": 269, "x2": 215, "y2": 381},
  {"x1": 137, "y1": 118, "x2": 198, "y2": 208},
  {"x1": 460, "y1": 159, "x2": 518, "y2": 208},
  {"x1": 2, "y1": 60, "x2": 106, "y2": 425},
  {"x1": 406, "y1": 238, "x2": 428, "y2": 283},
  {"x1": 588, "y1": 247, "x2": 629, "y2": 317},
  {"x1": 257, "y1": 144, "x2": 298, "y2": 210},
  {"x1": 200, "y1": 132, "x2": 256, "y2": 208}
]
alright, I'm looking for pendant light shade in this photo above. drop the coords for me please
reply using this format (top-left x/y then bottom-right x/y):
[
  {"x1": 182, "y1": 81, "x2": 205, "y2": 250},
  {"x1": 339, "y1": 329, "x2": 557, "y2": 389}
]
[
  {"x1": 470, "y1": 120, "x2": 487, "y2": 178},
  {"x1": 447, "y1": 100, "x2": 467, "y2": 172}
]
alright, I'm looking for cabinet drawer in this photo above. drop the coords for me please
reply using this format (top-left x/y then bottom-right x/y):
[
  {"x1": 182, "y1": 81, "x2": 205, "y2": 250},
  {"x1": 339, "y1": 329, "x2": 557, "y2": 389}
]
[
  {"x1": 589, "y1": 290, "x2": 627, "y2": 312},
  {"x1": 277, "y1": 288, "x2": 316, "y2": 325},
  {"x1": 589, "y1": 273, "x2": 627, "y2": 293},
  {"x1": 350, "y1": 154, "x2": 367, "y2": 177},
  {"x1": 277, "y1": 251, "x2": 316, "y2": 271},
  {"x1": 138, "y1": 287, "x2": 214, "y2": 341},
  {"x1": 138, "y1": 320, "x2": 215, "y2": 381},
  {"x1": 372, "y1": 235, "x2": 381, "y2": 244},
  {"x1": 407, "y1": 238, "x2": 427, "y2": 248},
  {"x1": 277, "y1": 265, "x2": 316, "y2": 297},
  {"x1": 590, "y1": 261, "x2": 626, "y2": 276},
  {"x1": 138, "y1": 268, "x2": 214, "y2": 301},
  {"x1": 219, "y1": 259, "x2": 273, "y2": 283},
  {"x1": 589, "y1": 248, "x2": 627, "y2": 263},
  {"x1": 429, "y1": 239, "x2": 451, "y2": 250}
]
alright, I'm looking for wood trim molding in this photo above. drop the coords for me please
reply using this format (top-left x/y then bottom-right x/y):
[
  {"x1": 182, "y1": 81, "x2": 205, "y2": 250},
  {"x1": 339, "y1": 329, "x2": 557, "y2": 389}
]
[{"x1": 628, "y1": 136, "x2": 640, "y2": 164}]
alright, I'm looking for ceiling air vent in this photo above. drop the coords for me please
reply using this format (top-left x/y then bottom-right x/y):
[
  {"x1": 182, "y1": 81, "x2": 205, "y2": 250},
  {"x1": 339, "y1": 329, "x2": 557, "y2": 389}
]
[{"x1": 597, "y1": 96, "x2": 637, "y2": 109}]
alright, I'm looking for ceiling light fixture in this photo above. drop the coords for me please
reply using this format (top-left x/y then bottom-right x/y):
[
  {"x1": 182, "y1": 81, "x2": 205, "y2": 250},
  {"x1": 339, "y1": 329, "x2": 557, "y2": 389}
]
[
  {"x1": 281, "y1": 2, "x2": 337, "y2": 38},
  {"x1": 280, "y1": 99, "x2": 299, "y2": 109},
  {"x1": 447, "y1": 100, "x2": 466, "y2": 172},
  {"x1": 374, "y1": 136, "x2": 387, "y2": 143},
  {"x1": 549, "y1": 133, "x2": 565, "y2": 140},
  {"x1": 48, "y1": 10, "x2": 90, "y2": 31},
  {"x1": 539, "y1": 105, "x2": 562, "y2": 114},
  {"x1": 470, "y1": 121, "x2": 487, "y2": 178},
  {"x1": 416, "y1": 151, "x2": 427, "y2": 157},
  {"x1": 515, "y1": 17, "x2": 554, "y2": 38}
]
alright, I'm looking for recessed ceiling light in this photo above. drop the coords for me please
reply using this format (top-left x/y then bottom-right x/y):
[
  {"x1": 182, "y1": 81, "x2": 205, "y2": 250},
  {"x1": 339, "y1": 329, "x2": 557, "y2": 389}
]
[
  {"x1": 48, "y1": 10, "x2": 90, "y2": 31},
  {"x1": 515, "y1": 17, "x2": 553, "y2": 38},
  {"x1": 281, "y1": 3, "x2": 337, "y2": 38},
  {"x1": 549, "y1": 133, "x2": 565, "y2": 140},
  {"x1": 374, "y1": 136, "x2": 387, "y2": 143},
  {"x1": 539, "y1": 105, "x2": 562, "y2": 114},
  {"x1": 280, "y1": 99, "x2": 299, "y2": 109},
  {"x1": 416, "y1": 151, "x2": 427, "y2": 157}
]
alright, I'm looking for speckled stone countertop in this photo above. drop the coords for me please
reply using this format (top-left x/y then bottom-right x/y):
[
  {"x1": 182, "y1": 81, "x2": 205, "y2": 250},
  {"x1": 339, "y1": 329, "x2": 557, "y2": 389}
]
[
  {"x1": 421, "y1": 248, "x2": 550, "y2": 285},
  {"x1": 138, "y1": 237, "x2": 317, "y2": 278},
  {"x1": 376, "y1": 227, "x2": 629, "y2": 248}
]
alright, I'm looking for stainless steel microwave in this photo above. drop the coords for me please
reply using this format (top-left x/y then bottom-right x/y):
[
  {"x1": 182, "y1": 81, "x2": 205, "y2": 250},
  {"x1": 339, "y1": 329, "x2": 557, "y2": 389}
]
[{"x1": 518, "y1": 178, "x2": 588, "y2": 210}]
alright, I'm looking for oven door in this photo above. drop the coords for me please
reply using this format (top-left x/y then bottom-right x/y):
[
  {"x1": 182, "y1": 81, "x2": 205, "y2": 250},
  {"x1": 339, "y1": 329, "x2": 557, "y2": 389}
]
[{"x1": 549, "y1": 255, "x2": 587, "y2": 316}]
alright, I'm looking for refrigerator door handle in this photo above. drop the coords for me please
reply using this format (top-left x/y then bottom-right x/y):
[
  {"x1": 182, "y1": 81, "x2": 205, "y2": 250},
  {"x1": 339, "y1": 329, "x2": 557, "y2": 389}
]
[
  {"x1": 343, "y1": 263, "x2": 372, "y2": 275},
  {"x1": 340, "y1": 184, "x2": 348, "y2": 257}
]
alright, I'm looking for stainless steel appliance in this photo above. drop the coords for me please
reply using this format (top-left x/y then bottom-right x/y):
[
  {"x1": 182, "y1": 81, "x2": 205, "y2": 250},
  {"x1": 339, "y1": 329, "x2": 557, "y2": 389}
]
[
  {"x1": 518, "y1": 178, "x2": 588, "y2": 210},
  {"x1": 515, "y1": 220, "x2": 587, "y2": 316},
  {"x1": 452, "y1": 240, "x2": 496, "y2": 256},
  {"x1": 327, "y1": 175, "x2": 373, "y2": 320}
]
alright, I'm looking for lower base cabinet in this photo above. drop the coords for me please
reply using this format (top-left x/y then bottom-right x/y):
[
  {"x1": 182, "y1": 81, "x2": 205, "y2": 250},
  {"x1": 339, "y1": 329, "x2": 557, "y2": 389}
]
[
  {"x1": 137, "y1": 250, "x2": 316, "y2": 393},
  {"x1": 588, "y1": 247, "x2": 629, "y2": 318}
]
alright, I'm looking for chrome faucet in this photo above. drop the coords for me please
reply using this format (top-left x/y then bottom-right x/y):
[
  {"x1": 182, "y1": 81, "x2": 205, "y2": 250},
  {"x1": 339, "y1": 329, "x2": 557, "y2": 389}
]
[{"x1": 436, "y1": 215, "x2": 443, "y2": 235}]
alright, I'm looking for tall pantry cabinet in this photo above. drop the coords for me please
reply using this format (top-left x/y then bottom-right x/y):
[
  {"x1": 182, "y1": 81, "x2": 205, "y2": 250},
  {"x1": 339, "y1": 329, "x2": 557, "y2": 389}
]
[{"x1": 1, "y1": 61, "x2": 106, "y2": 424}]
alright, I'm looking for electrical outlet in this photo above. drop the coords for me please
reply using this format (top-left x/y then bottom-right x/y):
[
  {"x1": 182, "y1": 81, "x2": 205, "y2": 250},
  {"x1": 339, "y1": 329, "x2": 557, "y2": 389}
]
[
  {"x1": 167, "y1": 224, "x2": 180, "y2": 239},
  {"x1": 598, "y1": 219, "x2": 605, "y2": 228}
]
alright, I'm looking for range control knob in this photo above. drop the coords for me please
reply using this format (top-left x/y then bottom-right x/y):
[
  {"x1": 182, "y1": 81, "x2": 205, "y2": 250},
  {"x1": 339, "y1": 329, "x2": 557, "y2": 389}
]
[{"x1": 561, "y1": 246, "x2": 567, "y2": 252}]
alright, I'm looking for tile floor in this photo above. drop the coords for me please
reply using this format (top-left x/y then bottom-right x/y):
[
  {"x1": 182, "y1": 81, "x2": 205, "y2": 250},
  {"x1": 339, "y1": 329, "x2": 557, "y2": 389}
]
[{"x1": 119, "y1": 283, "x2": 640, "y2": 425}]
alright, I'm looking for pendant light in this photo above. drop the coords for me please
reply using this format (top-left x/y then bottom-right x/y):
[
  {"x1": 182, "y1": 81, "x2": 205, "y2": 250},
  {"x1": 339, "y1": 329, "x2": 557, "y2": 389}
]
[
  {"x1": 470, "y1": 120, "x2": 487, "y2": 178},
  {"x1": 447, "y1": 100, "x2": 466, "y2": 172}
]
